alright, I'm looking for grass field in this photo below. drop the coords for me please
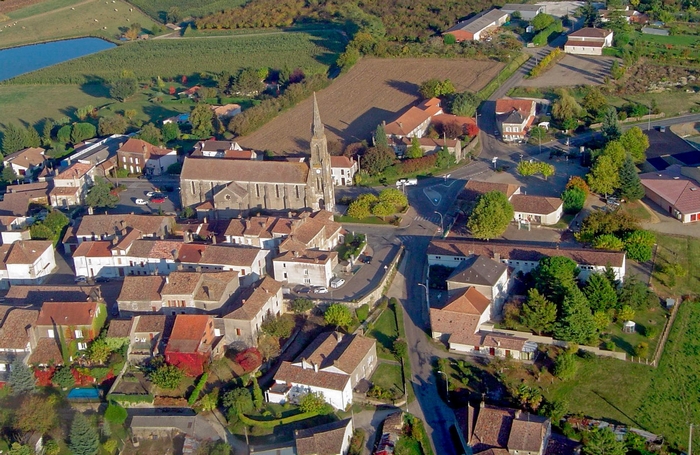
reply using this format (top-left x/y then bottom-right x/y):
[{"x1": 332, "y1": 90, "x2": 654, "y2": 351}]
[
  {"x1": 237, "y1": 57, "x2": 503, "y2": 153},
  {"x1": 126, "y1": 0, "x2": 246, "y2": 22},
  {"x1": 0, "y1": 0, "x2": 159, "y2": 49},
  {"x1": 370, "y1": 362, "x2": 405, "y2": 396},
  {"x1": 635, "y1": 32, "x2": 700, "y2": 47},
  {"x1": 370, "y1": 305, "x2": 399, "y2": 360},
  {"x1": 7, "y1": 31, "x2": 344, "y2": 84},
  {"x1": 653, "y1": 234, "x2": 700, "y2": 297}
]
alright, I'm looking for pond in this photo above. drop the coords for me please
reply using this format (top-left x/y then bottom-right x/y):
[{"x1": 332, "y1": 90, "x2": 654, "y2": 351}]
[{"x1": 0, "y1": 37, "x2": 115, "y2": 82}]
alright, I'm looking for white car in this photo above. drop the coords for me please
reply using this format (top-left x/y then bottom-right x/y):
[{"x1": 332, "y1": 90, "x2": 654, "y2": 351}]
[
  {"x1": 135, "y1": 198, "x2": 148, "y2": 205},
  {"x1": 314, "y1": 286, "x2": 329, "y2": 294},
  {"x1": 330, "y1": 277, "x2": 345, "y2": 288},
  {"x1": 146, "y1": 191, "x2": 155, "y2": 197},
  {"x1": 74, "y1": 276, "x2": 87, "y2": 284}
]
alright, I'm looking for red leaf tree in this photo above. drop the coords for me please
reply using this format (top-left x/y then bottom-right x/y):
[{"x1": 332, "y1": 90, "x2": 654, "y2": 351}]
[{"x1": 235, "y1": 348, "x2": 262, "y2": 372}]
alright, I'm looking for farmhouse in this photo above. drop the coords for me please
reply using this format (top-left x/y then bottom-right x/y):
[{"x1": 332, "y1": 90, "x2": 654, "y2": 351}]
[
  {"x1": 640, "y1": 164, "x2": 700, "y2": 223},
  {"x1": 3, "y1": 147, "x2": 46, "y2": 178},
  {"x1": 500, "y1": 3, "x2": 545, "y2": 20},
  {"x1": 117, "y1": 138, "x2": 177, "y2": 176},
  {"x1": 181, "y1": 95, "x2": 335, "y2": 219},
  {"x1": 495, "y1": 98, "x2": 537, "y2": 143},
  {"x1": 564, "y1": 27, "x2": 614, "y2": 55},
  {"x1": 444, "y1": 9, "x2": 510, "y2": 42}
]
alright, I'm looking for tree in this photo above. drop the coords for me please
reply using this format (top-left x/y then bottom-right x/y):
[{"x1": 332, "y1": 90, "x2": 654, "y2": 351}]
[
  {"x1": 532, "y1": 12, "x2": 555, "y2": 30},
  {"x1": 443, "y1": 33, "x2": 456, "y2": 44},
  {"x1": 379, "y1": 188, "x2": 408, "y2": 207},
  {"x1": 529, "y1": 126, "x2": 546, "y2": 143},
  {"x1": 70, "y1": 413, "x2": 100, "y2": 455},
  {"x1": 372, "y1": 201, "x2": 395, "y2": 216},
  {"x1": 190, "y1": 103, "x2": 215, "y2": 138},
  {"x1": 447, "y1": 91, "x2": 480, "y2": 117},
  {"x1": 167, "y1": 6, "x2": 182, "y2": 23},
  {"x1": 98, "y1": 115, "x2": 128, "y2": 136},
  {"x1": 362, "y1": 146, "x2": 394, "y2": 175},
  {"x1": 619, "y1": 127, "x2": 649, "y2": 163},
  {"x1": 24, "y1": 126, "x2": 41, "y2": 147},
  {"x1": 624, "y1": 230, "x2": 655, "y2": 262},
  {"x1": 110, "y1": 78, "x2": 137, "y2": 101},
  {"x1": 617, "y1": 305, "x2": 635, "y2": 322},
  {"x1": 1, "y1": 166, "x2": 18, "y2": 185},
  {"x1": 162, "y1": 122, "x2": 181, "y2": 143},
  {"x1": 41, "y1": 119, "x2": 54, "y2": 146},
  {"x1": 104, "y1": 402, "x2": 128, "y2": 425},
  {"x1": 261, "y1": 315, "x2": 294, "y2": 339},
  {"x1": 592, "y1": 234, "x2": 624, "y2": 250},
  {"x1": 222, "y1": 387, "x2": 253, "y2": 415},
  {"x1": 600, "y1": 140, "x2": 626, "y2": 169},
  {"x1": 520, "y1": 288, "x2": 557, "y2": 335},
  {"x1": 582, "y1": 87, "x2": 607, "y2": 119},
  {"x1": 8, "y1": 359, "x2": 35, "y2": 395},
  {"x1": 618, "y1": 155, "x2": 645, "y2": 202},
  {"x1": 291, "y1": 298, "x2": 314, "y2": 314},
  {"x1": 2, "y1": 123, "x2": 27, "y2": 155},
  {"x1": 587, "y1": 155, "x2": 619, "y2": 196},
  {"x1": 200, "y1": 389, "x2": 220, "y2": 412},
  {"x1": 251, "y1": 377, "x2": 263, "y2": 410},
  {"x1": 419, "y1": 79, "x2": 455, "y2": 98},
  {"x1": 137, "y1": 123, "x2": 162, "y2": 145},
  {"x1": 466, "y1": 191, "x2": 514, "y2": 240},
  {"x1": 52, "y1": 366, "x2": 75, "y2": 389},
  {"x1": 71, "y1": 123, "x2": 97, "y2": 144},
  {"x1": 299, "y1": 392, "x2": 327, "y2": 413},
  {"x1": 532, "y1": 256, "x2": 579, "y2": 303},
  {"x1": 56, "y1": 124, "x2": 72, "y2": 144},
  {"x1": 149, "y1": 364, "x2": 183, "y2": 389},
  {"x1": 583, "y1": 273, "x2": 618, "y2": 312},
  {"x1": 85, "y1": 178, "x2": 119, "y2": 208},
  {"x1": 393, "y1": 339, "x2": 408, "y2": 360},
  {"x1": 552, "y1": 90, "x2": 583, "y2": 125},
  {"x1": 8, "y1": 443, "x2": 32, "y2": 455},
  {"x1": 593, "y1": 310, "x2": 611, "y2": 332},
  {"x1": 553, "y1": 352, "x2": 577, "y2": 380},
  {"x1": 232, "y1": 67, "x2": 264, "y2": 95},
  {"x1": 88, "y1": 338, "x2": 112, "y2": 364},
  {"x1": 567, "y1": 176, "x2": 590, "y2": 196},
  {"x1": 601, "y1": 107, "x2": 621, "y2": 141},
  {"x1": 257, "y1": 334, "x2": 280, "y2": 360},
  {"x1": 347, "y1": 199, "x2": 372, "y2": 219},
  {"x1": 583, "y1": 427, "x2": 626, "y2": 455},
  {"x1": 405, "y1": 137, "x2": 423, "y2": 159},
  {"x1": 561, "y1": 187, "x2": 586, "y2": 214},
  {"x1": 517, "y1": 160, "x2": 538, "y2": 177},
  {"x1": 324, "y1": 303, "x2": 353, "y2": 329},
  {"x1": 555, "y1": 286, "x2": 597, "y2": 345},
  {"x1": 539, "y1": 163, "x2": 555, "y2": 180}
]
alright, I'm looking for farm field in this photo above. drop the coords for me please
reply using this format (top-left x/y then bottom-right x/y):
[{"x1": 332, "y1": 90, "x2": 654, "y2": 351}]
[
  {"x1": 237, "y1": 57, "x2": 503, "y2": 153},
  {"x1": 126, "y1": 0, "x2": 247, "y2": 22},
  {"x1": 7, "y1": 30, "x2": 344, "y2": 84},
  {"x1": 0, "y1": 0, "x2": 159, "y2": 49}
]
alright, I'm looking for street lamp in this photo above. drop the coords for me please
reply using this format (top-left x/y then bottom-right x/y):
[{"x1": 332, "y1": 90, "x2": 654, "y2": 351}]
[
  {"x1": 437, "y1": 370, "x2": 449, "y2": 402},
  {"x1": 417, "y1": 282, "x2": 429, "y2": 309},
  {"x1": 434, "y1": 211, "x2": 444, "y2": 234}
]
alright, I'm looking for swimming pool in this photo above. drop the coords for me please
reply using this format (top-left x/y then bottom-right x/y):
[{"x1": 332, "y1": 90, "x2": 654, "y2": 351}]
[{"x1": 67, "y1": 387, "x2": 101, "y2": 400}]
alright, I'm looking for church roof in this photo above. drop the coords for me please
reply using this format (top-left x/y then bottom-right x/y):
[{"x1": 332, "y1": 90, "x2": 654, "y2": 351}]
[{"x1": 181, "y1": 158, "x2": 309, "y2": 184}]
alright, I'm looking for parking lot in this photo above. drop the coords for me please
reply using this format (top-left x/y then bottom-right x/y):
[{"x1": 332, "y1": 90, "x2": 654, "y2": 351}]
[
  {"x1": 519, "y1": 54, "x2": 615, "y2": 87},
  {"x1": 108, "y1": 177, "x2": 180, "y2": 215}
]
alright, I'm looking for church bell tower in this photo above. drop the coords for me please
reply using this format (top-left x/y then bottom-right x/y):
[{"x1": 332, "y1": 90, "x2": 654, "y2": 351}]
[{"x1": 308, "y1": 92, "x2": 335, "y2": 212}]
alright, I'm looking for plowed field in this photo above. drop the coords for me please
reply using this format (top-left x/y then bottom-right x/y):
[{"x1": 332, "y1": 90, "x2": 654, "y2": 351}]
[{"x1": 237, "y1": 57, "x2": 503, "y2": 153}]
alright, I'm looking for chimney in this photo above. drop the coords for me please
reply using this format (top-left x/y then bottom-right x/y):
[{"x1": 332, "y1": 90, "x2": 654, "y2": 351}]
[
  {"x1": 313, "y1": 362, "x2": 319, "y2": 373},
  {"x1": 211, "y1": 236, "x2": 217, "y2": 245},
  {"x1": 242, "y1": 299, "x2": 247, "y2": 304},
  {"x1": 515, "y1": 410, "x2": 521, "y2": 419},
  {"x1": 203, "y1": 285, "x2": 210, "y2": 299},
  {"x1": 293, "y1": 251, "x2": 300, "y2": 258},
  {"x1": 88, "y1": 309, "x2": 93, "y2": 317},
  {"x1": 301, "y1": 357, "x2": 307, "y2": 369},
  {"x1": 398, "y1": 122, "x2": 403, "y2": 130},
  {"x1": 494, "y1": 252, "x2": 500, "y2": 262},
  {"x1": 171, "y1": 249, "x2": 179, "y2": 261},
  {"x1": 165, "y1": 276, "x2": 169, "y2": 284},
  {"x1": 203, "y1": 217, "x2": 208, "y2": 224},
  {"x1": 336, "y1": 332, "x2": 343, "y2": 343}
]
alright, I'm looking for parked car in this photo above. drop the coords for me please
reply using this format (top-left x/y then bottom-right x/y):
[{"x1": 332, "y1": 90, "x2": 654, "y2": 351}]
[
  {"x1": 150, "y1": 196, "x2": 166, "y2": 204},
  {"x1": 297, "y1": 287, "x2": 311, "y2": 294},
  {"x1": 314, "y1": 286, "x2": 329, "y2": 294},
  {"x1": 74, "y1": 276, "x2": 87, "y2": 284},
  {"x1": 362, "y1": 255, "x2": 373, "y2": 264},
  {"x1": 330, "y1": 277, "x2": 345, "y2": 288},
  {"x1": 135, "y1": 198, "x2": 148, "y2": 205},
  {"x1": 146, "y1": 191, "x2": 155, "y2": 197},
  {"x1": 95, "y1": 276, "x2": 110, "y2": 283}
]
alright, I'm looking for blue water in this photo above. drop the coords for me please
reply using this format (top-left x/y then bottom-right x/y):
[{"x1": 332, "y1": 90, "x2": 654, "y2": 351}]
[
  {"x1": 0, "y1": 37, "x2": 115, "y2": 81},
  {"x1": 67, "y1": 387, "x2": 101, "y2": 400}
]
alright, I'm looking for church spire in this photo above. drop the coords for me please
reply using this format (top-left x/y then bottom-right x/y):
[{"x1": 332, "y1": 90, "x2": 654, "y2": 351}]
[{"x1": 312, "y1": 92, "x2": 324, "y2": 138}]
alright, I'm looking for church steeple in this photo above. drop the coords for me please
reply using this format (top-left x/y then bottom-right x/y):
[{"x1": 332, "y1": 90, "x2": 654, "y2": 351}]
[{"x1": 312, "y1": 92, "x2": 324, "y2": 138}]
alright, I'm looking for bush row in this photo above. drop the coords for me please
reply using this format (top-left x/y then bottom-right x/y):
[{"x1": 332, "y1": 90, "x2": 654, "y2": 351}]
[{"x1": 529, "y1": 48, "x2": 563, "y2": 78}]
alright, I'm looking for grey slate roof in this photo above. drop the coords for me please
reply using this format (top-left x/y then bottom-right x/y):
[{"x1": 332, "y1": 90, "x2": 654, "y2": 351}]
[{"x1": 447, "y1": 255, "x2": 508, "y2": 286}]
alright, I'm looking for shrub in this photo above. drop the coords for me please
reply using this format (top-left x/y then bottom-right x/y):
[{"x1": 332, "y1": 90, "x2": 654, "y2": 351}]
[
  {"x1": 635, "y1": 342, "x2": 649, "y2": 358},
  {"x1": 235, "y1": 348, "x2": 263, "y2": 372},
  {"x1": 291, "y1": 298, "x2": 314, "y2": 314},
  {"x1": 53, "y1": 366, "x2": 75, "y2": 389},
  {"x1": 104, "y1": 402, "x2": 127, "y2": 425},
  {"x1": 553, "y1": 353, "x2": 577, "y2": 380},
  {"x1": 529, "y1": 48, "x2": 562, "y2": 77},
  {"x1": 561, "y1": 187, "x2": 586, "y2": 214},
  {"x1": 261, "y1": 315, "x2": 294, "y2": 339},
  {"x1": 188, "y1": 373, "x2": 209, "y2": 405},
  {"x1": 148, "y1": 364, "x2": 183, "y2": 389},
  {"x1": 298, "y1": 392, "x2": 326, "y2": 413},
  {"x1": 355, "y1": 304, "x2": 370, "y2": 322}
]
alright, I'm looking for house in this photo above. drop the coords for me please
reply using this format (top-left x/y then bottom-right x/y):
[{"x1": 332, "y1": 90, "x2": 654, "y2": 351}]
[
  {"x1": 445, "y1": 255, "x2": 509, "y2": 318},
  {"x1": 564, "y1": 28, "x2": 614, "y2": 55},
  {"x1": 444, "y1": 9, "x2": 509, "y2": 42},
  {"x1": 462, "y1": 180, "x2": 521, "y2": 200},
  {"x1": 0, "y1": 182, "x2": 50, "y2": 216},
  {"x1": 495, "y1": 99, "x2": 537, "y2": 142},
  {"x1": 295, "y1": 419, "x2": 354, "y2": 455},
  {"x1": 267, "y1": 332, "x2": 377, "y2": 410},
  {"x1": 130, "y1": 415, "x2": 221, "y2": 443},
  {"x1": 599, "y1": 7, "x2": 648, "y2": 24},
  {"x1": 273, "y1": 249, "x2": 338, "y2": 287},
  {"x1": 50, "y1": 162, "x2": 94, "y2": 208},
  {"x1": 467, "y1": 404, "x2": 551, "y2": 455},
  {"x1": 181, "y1": 95, "x2": 335, "y2": 218},
  {"x1": 117, "y1": 138, "x2": 177, "y2": 176},
  {"x1": 223, "y1": 276, "x2": 283, "y2": 348},
  {"x1": 330, "y1": 156, "x2": 358, "y2": 186},
  {"x1": 3, "y1": 284, "x2": 102, "y2": 307},
  {"x1": 3, "y1": 147, "x2": 46, "y2": 178},
  {"x1": 639, "y1": 164, "x2": 700, "y2": 222},
  {"x1": 31, "y1": 301, "x2": 106, "y2": 364},
  {"x1": 430, "y1": 286, "x2": 537, "y2": 359},
  {"x1": 159, "y1": 270, "x2": 240, "y2": 314},
  {"x1": 63, "y1": 214, "x2": 175, "y2": 253},
  {"x1": 500, "y1": 3, "x2": 545, "y2": 21},
  {"x1": 0, "y1": 308, "x2": 40, "y2": 377},
  {"x1": 2, "y1": 240, "x2": 57, "y2": 287},
  {"x1": 191, "y1": 140, "x2": 257, "y2": 160},
  {"x1": 165, "y1": 314, "x2": 221, "y2": 376},
  {"x1": 128, "y1": 314, "x2": 174, "y2": 360},
  {"x1": 178, "y1": 86, "x2": 201, "y2": 98},
  {"x1": 384, "y1": 98, "x2": 443, "y2": 139},
  {"x1": 428, "y1": 239, "x2": 626, "y2": 282},
  {"x1": 0, "y1": 215, "x2": 30, "y2": 244}
]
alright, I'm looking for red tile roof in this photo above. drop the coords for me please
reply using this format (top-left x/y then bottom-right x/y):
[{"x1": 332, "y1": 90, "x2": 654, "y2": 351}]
[
  {"x1": 5, "y1": 240, "x2": 52, "y2": 264},
  {"x1": 275, "y1": 361, "x2": 350, "y2": 391},
  {"x1": 4, "y1": 147, "x2": 45, "y2": 168},
  {"x1": 640, "y1": 165, "x2": 700, "y2": 214},
  {"x1": 330, "y1": 156, "x2": 355, "y2": 168},
  {"x1": 73, "y1": 241, "x2": 112, "y2": 258},
  {"x1": 118, "y1": 275, "x2": 166, "y2": 302},
  {"x1": 462, "y1": 180, "x2": 520, "y2": 199},
  {"x1": 55, "y1": 162, "x2": 92, "y2": 180},
  {"x1": 568, "y1": 27, "x2": 612, "y2": 38},
  {"x1": 441, "y1": 287, "x2": 491, "y2": 315},
  {"x1": 119, "y1": 138, "x2": 174, "y2": 158},
  {"x1": 0, "y1": 308, "x2": 39, "y2": 350},
  {"x1": 384, "y1": 98, "x2": 443, "y2": 137},
  {"x1": 28, "y1": 337, "x2": 63, "y2": 366},
  {"x1": 510, "y1": 194, "x2": 563, "y2": 215},
  {"x1": 494, "y1": 98, "x2": 535, "y2": 116},
  {"x1": 36, "y1": 301, "x2": 100, "y2": 326}
]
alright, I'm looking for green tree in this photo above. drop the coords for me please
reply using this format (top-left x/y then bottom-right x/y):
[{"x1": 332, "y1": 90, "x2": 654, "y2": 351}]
[
  {"x1": 110, "y1": 78, "x2": 138, "y2": 101},
  {"x1": 583, "y1": 273, "x2": 618, "y2": 312},
  {"x1": 2, "y1": 123, "x2": 27, "y2": 155},
  {"x1": 148, "y1": 364, "x2": 183, "y2": 389},
  {"x1": 53, "y1": 366, "x2": 75, "y2": 389},
  {"x1": 593, "y1": 310, "x2": 612, "y2": 331},
  {"x1": 517, "y1": 160, "x2": 538, "y2": 177},
  {"x1": 561, "y1": 187, "x2": 586, "y2": 214},
  {"x1": 600, "y1": 140, "x2": 626, "y2": 169},
  {"x1": 190, "y1": 103, "x2": 215, "y2": 138},
  {"x1": 57, "y1": 125, "x2": 72, "y2": 144},
  {"x1": 71, "y1": 123, "x2": 97, "y2": 144},
  {"x1": 162, "y1": 122, "x2": 181, "y2": 143},
  {"x1": 347, "y1": 199, "x2": 371, "y2": 219},
  {"x1": 532, "y1": 12, "x2": 555, "y2": 30},
  {"x1": 232, "y1": 67, "x2": 264, "y2": 95},
  {"x1": 539, "y1": 162, "x2": 555, "y2": 180},
  {"x1": 291, "y1": 298, "x2": 314, "y2": 314},
  {"x1": 8, "y1": 443, "x2": 32, "y2": 455},
  {"x1": 30, "y1": 223, "x2": 54, "y2": 241},
  {"x1": 379, "y1": 188, "x2": 408, "y2": 207},
  {"x1": 24, "y1": 126, "x2": 41, "y2": 147},
  {"x1": 601, "y1": 106, "x2": 621, "y2": 141},
  {"x1": 361, "y1": 146, "x2": 394, "y2": 175},
  {"x1": 251, "y1": 377, "x2": 263, "y2": 410},
  {"x1": 406, "y1": 137, "x2": 423, "y2": 159},
  {"x1": 583, "y1": 427, "x2": 627, "y2": 455},
  {"x1": 70, "y1": 413, "x2": 100, "y2": 455},
  {"x1": 166, "y1": 6, "x2": 182, "y2": 23},
  {"x1": 520, "y1": 288, "x2": 557, "y2": 335},
  {"x1": 393, "y1": 339, "x2": 408, "y2": 360},
  {"x1": 618, "y1": 155, "x2": 645, "y2": 202},
  {"x1": 372, "y1": 201, "x2": 395, "y2": 216},
  {"x1": 623, "y1": 230, "x2": 655, "y2": 262},
  {"x1": 41, "y1": 119, "x2": 54, "y2": 146},
  {"x1": 532, "y1": 256, "x2": 579, "y2": 303},
  {"x1": 619, "y1": 127, "x2": 649, "y2": 163},
  {"x1": 222, "y1": 388, "x2": 253, "y2": 415},
  {"x1": 88, "y1": 338, "x2": 112, "y2": 364},
  {"x1": 553, "y1": 352, "x2": 578, "y2": 380},
  {"x1": 552, "y1": 89, "x2": 583, "y2": 125},
  {"x1": 374, "y1": 124, "x2": 388, "y2": 148},
  {"x1": 466, "y1": 191, "x2": 514, "y2": 240},
  {"x1": 592, "y1": 233, "x2": 625, "y2": 250},
  {"x1": 104, "y1": 402, "x2": 128, "y2": 425},
  {"x1": 260, "y1": 315, "x2": 294, "y2": 339},
  {"x1": 85, "y1": 178, "x2": 119, "y2": 208},
  {"x1": 98, "y1": 115, "x2": 128, "y2": 136},
  {"x1": 555, "y1": 286, "x2": 597, "y2": 345},
  {"x1": 529, "y1": 126, "x2": 547, "y2": 143},
  {"x1": 587, "y1": 155, "x2": 619, "y2": 196},
  {"x1": 419, "y1": 79, "x2": 455, "y2": 98},
  {"x1": 137, "y1": 123, "x2": 162, "y2": 145},
  {"x1": 76, "y1": 106, "x2": 94, "y2": 121},
  {"x1": 298, "y1": 392, "x2": 327, "y2": 413},
  {"x1": 2, "y1": 166, "x2": 18, "y2": 184},
  {"x1": 617, "y1": 305, "x2": 635, "y2": 322},
  {"x1": 200, "y1": 390, "x2": 219, "y2": 412},
  {"x1": 447, "y1": 91, "x2": 480, "y2": 117},
  {"x1": 582, "y1": 87, "x2": 607, "y2": 119},
  {"x1": 324, "y1": 303, "x2": 353, "y2": 329},
  {"x1": 9, "y1": 359, "x2": 36, "y2": 395},
  {"x1": 443, "y1": 33, "x2": 456, "y2": 44}
]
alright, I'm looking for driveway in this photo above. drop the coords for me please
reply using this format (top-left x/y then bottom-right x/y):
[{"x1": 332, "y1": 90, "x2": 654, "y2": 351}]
[{"x1": 519, "y1": 54, "x2": 616, "y2": 88}]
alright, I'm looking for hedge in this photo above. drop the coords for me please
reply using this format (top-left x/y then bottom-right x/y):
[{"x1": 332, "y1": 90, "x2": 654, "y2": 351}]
[
  {"x1": 188, "y1": 373, "x2": 208, "y2": 405},
  {"x1": 529, "y1": 48, "x2": 563, "y2": 78},
  {"x1": 106, "y1": 394, "x2": 154, "y2": 405},
  {"x1": 238, "y1": 410, "x2": 320, "y2": 429}
]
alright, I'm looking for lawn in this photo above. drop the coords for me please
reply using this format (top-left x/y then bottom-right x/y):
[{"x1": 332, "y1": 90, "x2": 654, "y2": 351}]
[
  {"x1": 126, "y1": 0, "x2": 247, "y2": 22},
  {"x1": 605, "y1": 305, "x2": 668, "y2": 357},
  {"x1": 653, "y1": 234, "x2": 700, "y2": 297},
  {"x1": 334, "y1": 215, "x2": 391, "y2": 225},
  {"x1": 370, "y1": 362, "x2": 405, "y2": 396},
  {"x1": 7, "y1": 30, "x2": 345, "y2": 84},
  {"x1": 619, "y1": 200, "x2": 653, "y2": 222},
  {"x1": 0, "y1": 0, "x2": 159, "y2": 49},
  {"x1": 635, "y1": 32, "x2": 700, "y2": 47},
  {"x1": 369, "y1": 305, "x2": 399, "y2": 360}
]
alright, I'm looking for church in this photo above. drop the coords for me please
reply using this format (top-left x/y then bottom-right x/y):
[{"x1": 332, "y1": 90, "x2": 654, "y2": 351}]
[{"x1": 180, "y1": 94, "x2": 336, "y2": 220}]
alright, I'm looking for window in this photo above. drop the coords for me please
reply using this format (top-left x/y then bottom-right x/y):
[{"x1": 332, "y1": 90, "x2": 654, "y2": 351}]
[
  {"x1": 74, "y1": 329, "x2": 83, "y2": 338},
  {"x1": 0, "y1": 364, "x2": 5, "y2": 371},
  {"x1": 77, "y1": 342, "x2": 87, "y2": 351},
  {"x1": 304, "y1": 269, "x2": 309, "y2": 275},
  {"x1": 129, "y1": 157, "x2": 133, "y2": 163},
  {"x1": 275, "y1": 185, "x2": 280, "y2": 198},
  {"x1": 47, "y1": 329, "x2": 54, "y2": 338},
  {"x1": 304, "y1": 278, "x2": 311, "y2": 284},
  {"x1": 122, "y1": 156, "x2": 126, "y2": 162},
  {"x1": 295, "y1": 186, "x2": 300, "y2": 199},
  {"x1": 236, "y1": 328, "x2": 242, "y2": 336},
  {"x1": 256, "y1": 184, "x2": 260, "y2": 198}
]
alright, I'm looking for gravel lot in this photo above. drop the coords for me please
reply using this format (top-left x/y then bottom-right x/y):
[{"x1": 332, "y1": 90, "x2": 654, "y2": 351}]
[{"x1": 519, "y1": 54, "x2": 616, "y2": 87}]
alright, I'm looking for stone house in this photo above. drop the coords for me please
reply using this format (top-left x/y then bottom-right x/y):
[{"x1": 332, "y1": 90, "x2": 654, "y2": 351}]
[{"x1": 222, "y1": 276, "x2": 283, "y2": 348}]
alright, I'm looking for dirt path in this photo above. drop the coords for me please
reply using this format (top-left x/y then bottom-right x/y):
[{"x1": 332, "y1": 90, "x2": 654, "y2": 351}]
[{"x1": 153, "y1": 27, "x2": 343, "y2": 40}]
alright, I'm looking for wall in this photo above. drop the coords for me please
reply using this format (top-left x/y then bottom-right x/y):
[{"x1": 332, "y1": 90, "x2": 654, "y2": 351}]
[
  {"x1": 564, "y1": 45, "x2": 603, "y2": 55},
  {"x1": 347, "y1": 244, "x2": 404, "y2": 309}
]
